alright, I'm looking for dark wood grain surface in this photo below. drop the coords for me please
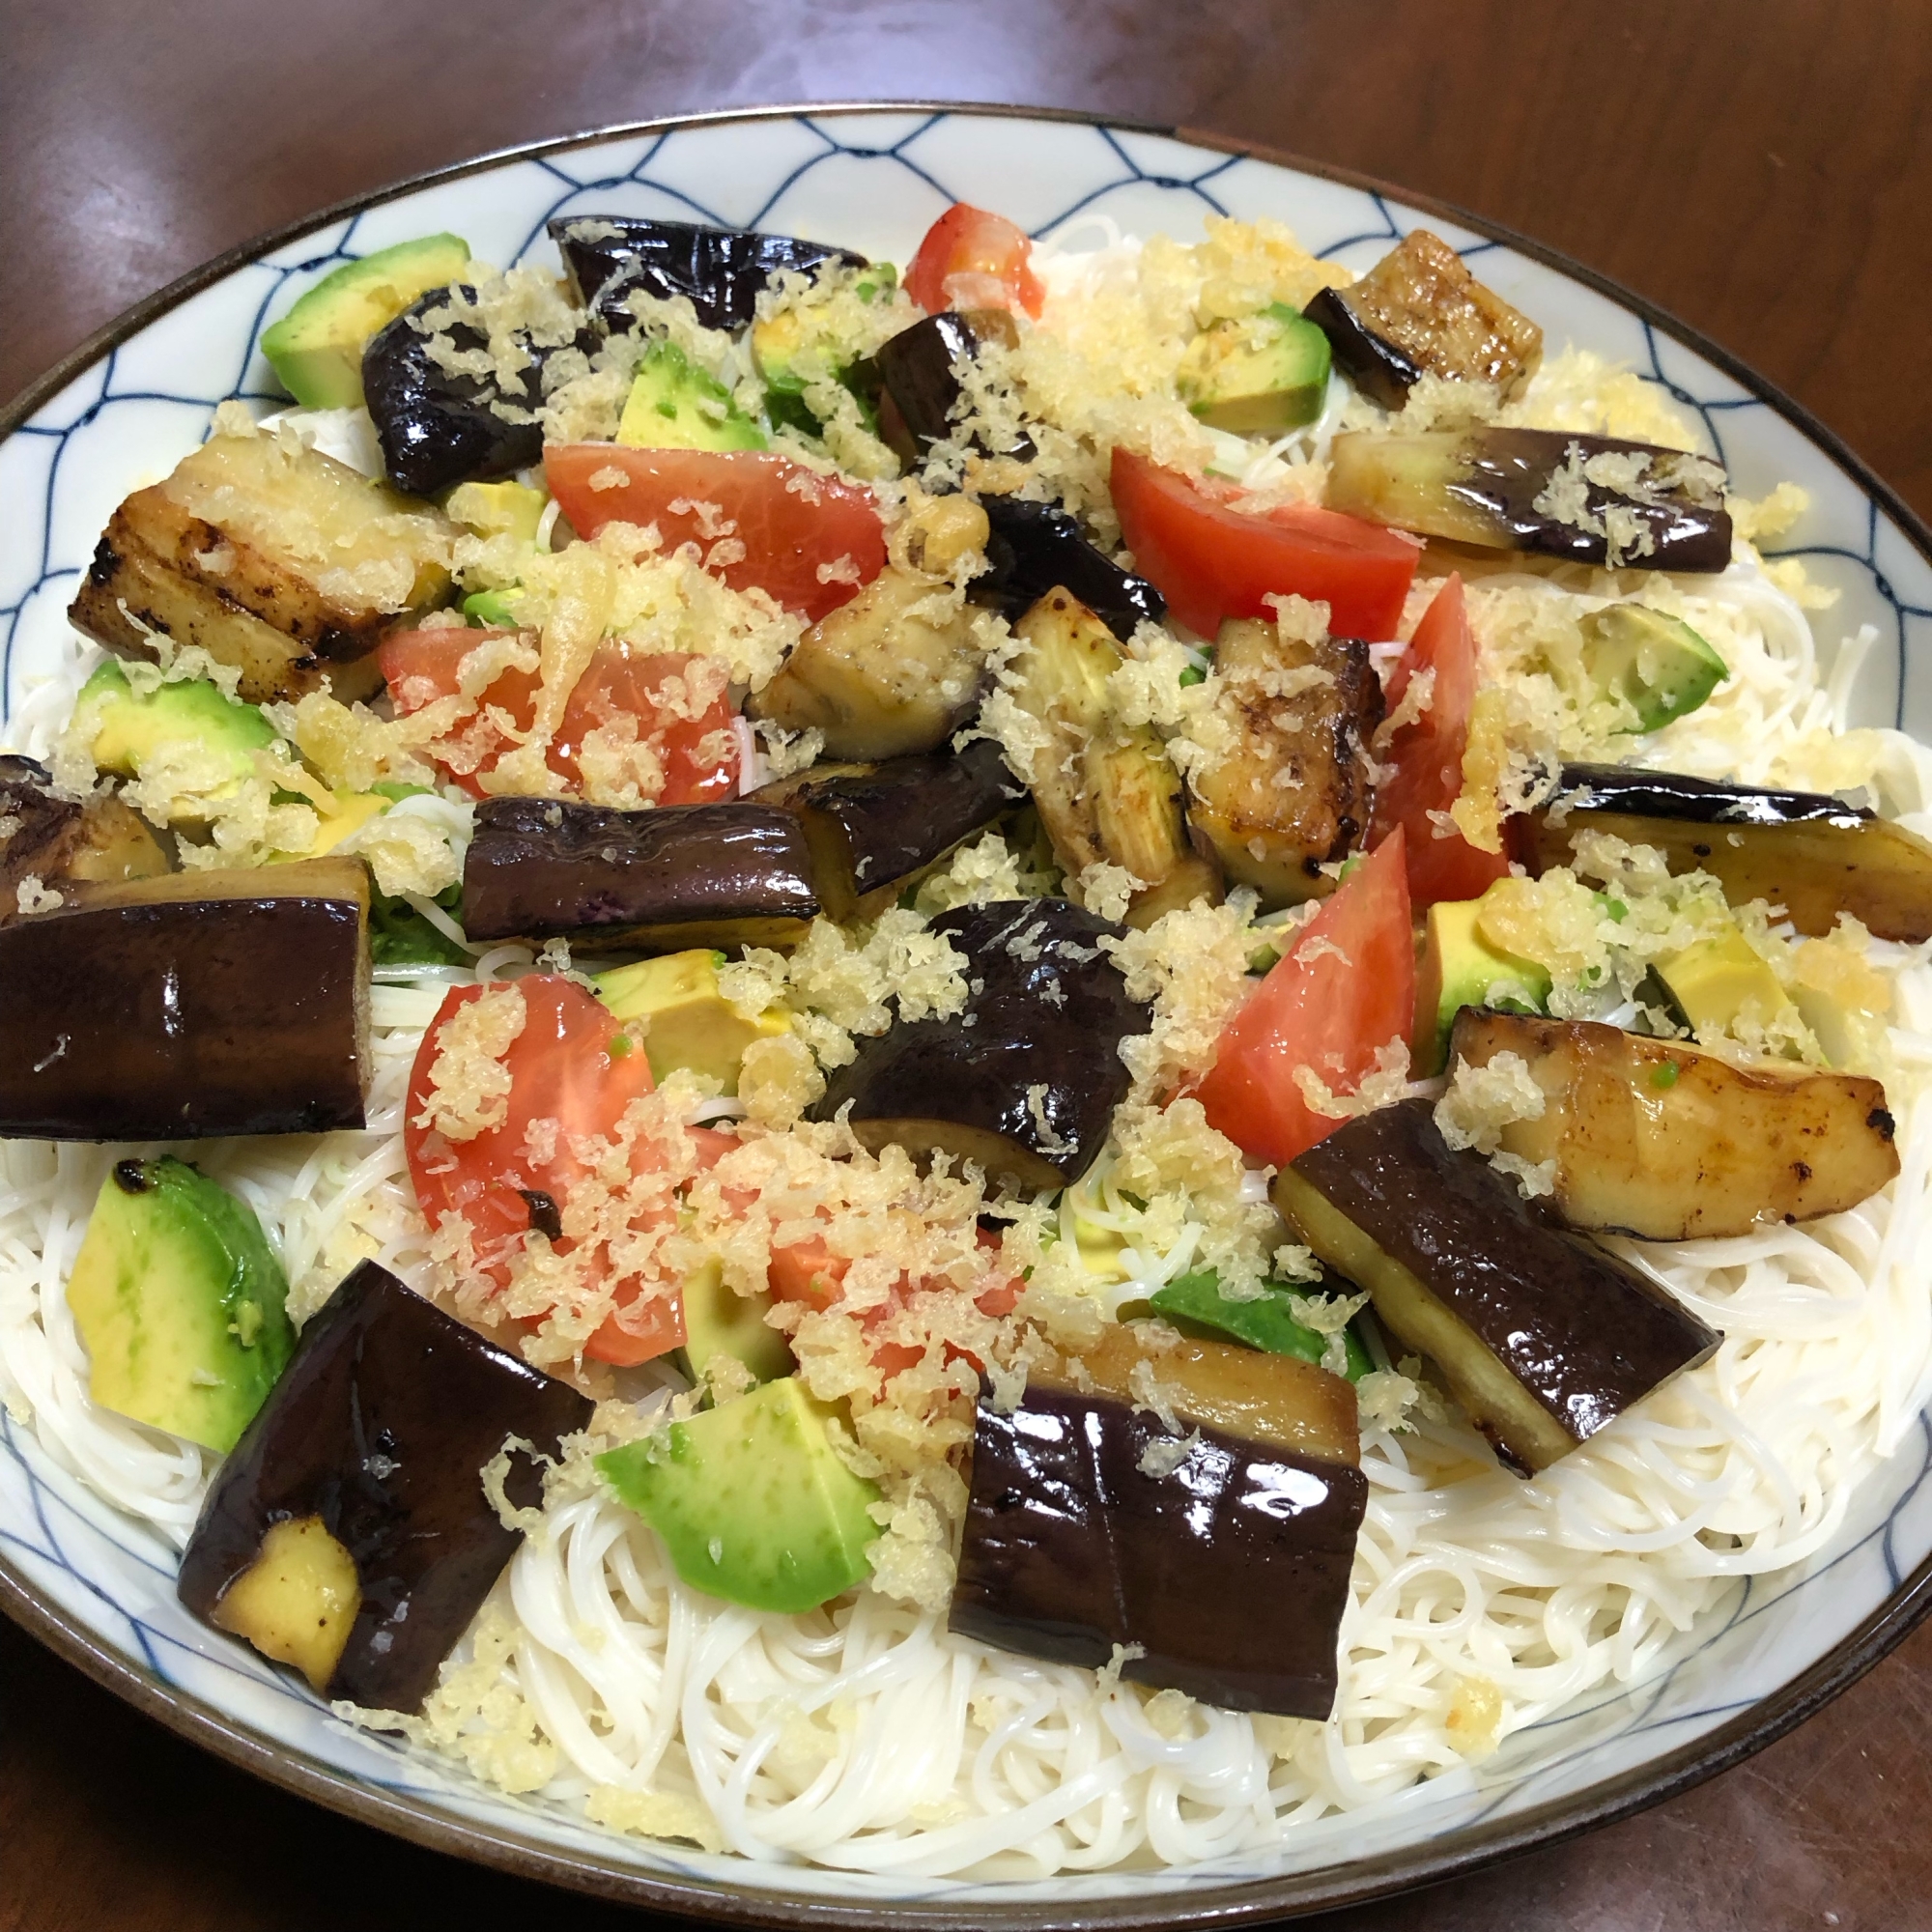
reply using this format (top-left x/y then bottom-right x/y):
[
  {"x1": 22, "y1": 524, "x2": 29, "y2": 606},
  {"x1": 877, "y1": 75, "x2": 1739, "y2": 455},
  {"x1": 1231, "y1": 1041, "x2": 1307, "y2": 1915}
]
[{"x1": 4, "y1": 1, "x2": 1931, "y2": 1925}]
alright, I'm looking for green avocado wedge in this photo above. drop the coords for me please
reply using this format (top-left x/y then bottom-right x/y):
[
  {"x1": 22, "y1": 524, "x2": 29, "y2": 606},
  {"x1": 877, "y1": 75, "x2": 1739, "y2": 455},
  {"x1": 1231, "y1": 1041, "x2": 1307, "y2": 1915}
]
[
  {"x1": 596, "y1": 1377, "x2": 879, "y2": 1613},
  {"x1": 67, "y1": 1157, "x2": 296, "y2": 1453}
]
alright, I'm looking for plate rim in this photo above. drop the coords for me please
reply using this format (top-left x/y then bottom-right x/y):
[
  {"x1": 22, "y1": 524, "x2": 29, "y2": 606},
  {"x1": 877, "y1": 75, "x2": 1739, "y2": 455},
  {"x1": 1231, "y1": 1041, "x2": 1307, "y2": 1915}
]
[{"x1": 5, "y1": 97, "x2": 1931, "y2": 1928}]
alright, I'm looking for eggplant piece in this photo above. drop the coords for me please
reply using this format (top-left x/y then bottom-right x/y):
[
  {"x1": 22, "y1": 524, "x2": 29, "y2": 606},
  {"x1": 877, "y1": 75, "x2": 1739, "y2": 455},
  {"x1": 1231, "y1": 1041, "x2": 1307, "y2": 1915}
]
[
  {"x1": 1449, "y1": 1009, "x2": 1899, "y2": 1239},
  {"x1": 549, "y1": 215, "x2": 864, "y2": 332},
  {"x1": 810, "y1": 898, "x2": 1150, "y2": 1188},
  {"x1": 0, "y1": 857, "x2": 370, "y2": 1141},
  {"x1": 751, "y1": 739, "x2": 1024, "y2": 923},
  {"x1": 1186, "y1": 614, "x2": 1381, "y2": 907},
  {"x1": 1007, "y1": 589, "x2": 1221, "y2": 925},
  {"x1": 178, "y1": 1260, "x2": 592, "y2": 1709},
  {"x1": 1325, "y1": 427, "x2": 1731, "y2": 573},
  {"x1": 362, "y1": 287, "x2": 596, "y2": 498},
  {"x1": 69, "y1": 432, "x2": 455, "y2": 705},
  {"x1": 873, "y1": 310, "x2": 1033, "y2": 468},
  {"x1": 1525, "y1": 762, "x2": 1932, "y2": 941},
  {"x1": 969, "y1": 497, "x2": 1166, "y2": 642},
  {"x1": 1275, "y1": 1099, "x2": 1719, "y2": 1473},
  {"x1": 952, "y1": 1322, "x2": 1366, "y2": 1717},
  {"x1": 749, "y1": 555, "x2": 999, "y2": 761},
  {"x1": 1303, "y1": 229, "x2": 1543, "y2": 410},
  {"x1": 464, "y1": 798, "x2": 819, "y2": 953},
  {"x1": 0, "y1": 755, "x2": 169, "y2": 917}
]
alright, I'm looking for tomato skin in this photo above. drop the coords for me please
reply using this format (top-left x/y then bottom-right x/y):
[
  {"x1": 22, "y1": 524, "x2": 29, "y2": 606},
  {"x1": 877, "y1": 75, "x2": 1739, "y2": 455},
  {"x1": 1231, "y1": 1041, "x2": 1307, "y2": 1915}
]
[
  {"x1": 545, "y1": 445, "x2": 886, "y2": 623},
  {"x1": 1195, "y1": 831, "x2": 1416, "y2": 1169},
  {"x1": 404, "y1": 975, "x2": 685, "y2": 1366},
  {"x1": 1110, "y1": 448, "x2": 1419, "y2": 642},
  {"x1": 905, "y1": 203, "x2": 1043, "y2": 318},
  {"x1": 1368, "y1": 575, "x2": 1512, "y2": 908},
  {"x1": 377, "y1": 628, "x2": 738, "y2": 805}
]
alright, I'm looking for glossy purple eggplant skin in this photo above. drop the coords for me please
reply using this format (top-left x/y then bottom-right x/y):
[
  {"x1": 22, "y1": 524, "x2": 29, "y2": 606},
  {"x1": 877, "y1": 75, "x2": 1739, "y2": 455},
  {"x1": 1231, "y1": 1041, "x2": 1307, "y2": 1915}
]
[
  {"x1": 758, "y1": 739, "x2": 1025, "y2": 920},
  {"x1": 0, "y1": 870, "x2": 368, "y2": 1141},
  {"x1": 873, "y1": 311, "x2": 1033, "y2": 467},
  {"x1": 1303, "y1": 283, "x2": 1423, "y2": 411},
  {"x1": 362, "y1": 288, "x2": 595, "y2": 497},
  {"x1": 548, "y1": 215, "x2": 864, "y2": 331},
  {"x1": 952, "y1": 1385, "x2": 1367, "y2": 1717},
  {"x1": 1292, "y1": 1100, "x2": 1719, "y2": 1446},
  {"x1": 971, "y1": 497, "x2": 1167, "y2": 642},
  {"x1": 178, "y1": 1261, "x2": 592, "y2": 1713},
  {"x1": 810, "y1": 898, "x2": 1150, "y2": 1188},
  {"x1": 463, "y1": 797, "x2": 820, "y2": 952},
  {"x1": 1546, "y1": 762, "x2": 1869, "y2": 828}
]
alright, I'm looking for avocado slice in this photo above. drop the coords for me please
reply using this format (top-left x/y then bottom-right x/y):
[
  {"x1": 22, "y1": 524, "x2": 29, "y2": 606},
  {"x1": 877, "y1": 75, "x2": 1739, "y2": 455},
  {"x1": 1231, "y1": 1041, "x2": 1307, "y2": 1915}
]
[
  {"x1": 260, "y1": 234, "x2": 472, "y2": 411},
  {"x1": 1143, "y1": 1271, "x2": 1373, "y2": 1378},
  {"x1": 1580, "y1": 605, "x2": 1727, "y2": 733},
  {"x1": 616, "y1": 340, "x2": 767, "y2": 452},
  {"x1": 1177, "y1": 302, "x2": 1332, "y2": 436},
  {"x1": 679, "y1": 1257, "x2": 794, "y2": 1387},
  {"x1": 1647, "y1": 926, "x2": 1792, "y2": 1040},
  {"x1": 77, "y1": 660, "x2": 275, "y2": 809},
  {"x1": 1412, "y1": 890, "x2": 1553, "y2": 1076},
  {"x1": 596, "y1": 1377, "x2": 880, "y2": 1613},
  {"x1": 592, "y1": 949, "x2": 789, "y2": 1094},
  {"x1": 67, "y1": 1156, "x2": 296, "y2": 1453},
  {"x1": 444, "y1": 479, "x2": 549, "y2": 545}
]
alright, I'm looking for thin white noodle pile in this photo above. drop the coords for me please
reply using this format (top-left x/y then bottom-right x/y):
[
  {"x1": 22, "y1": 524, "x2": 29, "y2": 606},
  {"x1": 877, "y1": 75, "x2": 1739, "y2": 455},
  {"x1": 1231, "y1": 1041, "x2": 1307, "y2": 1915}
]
[{"x1": 6, "y1": 256, "x2": 1932, "y2": 1880}]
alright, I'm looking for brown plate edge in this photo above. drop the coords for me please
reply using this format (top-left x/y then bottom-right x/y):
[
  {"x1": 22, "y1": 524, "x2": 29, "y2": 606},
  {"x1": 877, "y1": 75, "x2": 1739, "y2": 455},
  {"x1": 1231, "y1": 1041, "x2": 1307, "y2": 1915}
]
[{"x1": 4, "y1": 97, "x2": 1932, "y2": 1930}]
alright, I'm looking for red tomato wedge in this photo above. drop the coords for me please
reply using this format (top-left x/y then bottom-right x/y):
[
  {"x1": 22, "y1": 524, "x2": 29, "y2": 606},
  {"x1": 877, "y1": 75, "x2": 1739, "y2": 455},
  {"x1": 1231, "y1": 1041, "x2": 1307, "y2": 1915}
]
[
  {"x1": 1368, "y1": 574, "x2": 1512, "y2": 907},
  {"x1": 905, "y1": 202, "x2": 1044, "y2": 318},
  {"x1": 1111, "y1": 448, "x2": 1419, "y2": 643},
  {"x1": 377, "y1": 628, "x2": 739, "y2": 804},
  {"x1": 1195, "y1": 831, "x2": 1415, "y2": 1169},
  {"x1": 545, "y1": 445, "x2": 886, "y2": 623},
  {"x1": 404, "y1": 976, "x2": 698, "y2": 1366}
]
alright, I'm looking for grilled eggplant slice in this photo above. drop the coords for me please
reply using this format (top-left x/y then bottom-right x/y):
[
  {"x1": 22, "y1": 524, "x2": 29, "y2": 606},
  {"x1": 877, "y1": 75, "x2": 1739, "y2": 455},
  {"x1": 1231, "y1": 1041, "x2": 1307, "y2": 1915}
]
[
  {"x1": 1186, "y1": 614, "x2": 1381, "y2": 908},
  {"x1": 1325, "y1": 428, "x2": 1731, "y2": 573},
  {"x1": 1275, "y1": 1098, "x2": 1719, "y2": 1472},
  {"x1": 179, "y1": 1260, "x2": 592, "y2": 1710},
  {"x1": 1008, "y1": 589, "x2": 1220, "y2": 925},
  {"x1": 970, "y1": 497, "x2": 1166, "y2": 641},
  {"x1": 550, "y1": 215, "x2": 863, "y2": 331},
  {"x1": 0, "y1": 857, "x2": 370, "y2": 1140},
  {"x1": 873, "y1": 309, "x2": 1031, "y2": 468},
  {"x1": 749, "y1": 551, "x2": 999, "y2": 761},
  {"x1": 952, "y1": 1322, "x2": 1366, "y2": 1717},
  {"x1": 1449, "y1": 1009, "x2": 1899, "y2": 1239},
  {"x1": 69, "y1": 432, "x2": 455, "y2": 704},
  {"x1": 1303, "y1": 229, "x2": 1543, "y2": 410},
  {"x1": 362, "y1": 287, "x2": 596, "y2": 497},
  {"x1": 752, "y1": 738, "x2": 1024, "y2": 922},
  {"x1": 1525, "y1": 762, "x2": 1932, "y2": 942},
  {"x1": 0, "y1": 755, "x2": 169, "y2": 917},
  {"x1": 464, "y1": 798, "x2": 819, "y2": 952},
  {"x1": 810, "y1": 898, "x2": 1150, "y2": 1188}
]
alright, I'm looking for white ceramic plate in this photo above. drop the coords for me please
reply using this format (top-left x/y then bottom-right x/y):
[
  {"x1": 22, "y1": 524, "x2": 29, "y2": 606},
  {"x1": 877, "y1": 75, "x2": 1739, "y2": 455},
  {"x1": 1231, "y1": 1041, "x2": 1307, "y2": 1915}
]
[{"x1": 4, "y1": 104, "x2": 1932, "y2": 1926}]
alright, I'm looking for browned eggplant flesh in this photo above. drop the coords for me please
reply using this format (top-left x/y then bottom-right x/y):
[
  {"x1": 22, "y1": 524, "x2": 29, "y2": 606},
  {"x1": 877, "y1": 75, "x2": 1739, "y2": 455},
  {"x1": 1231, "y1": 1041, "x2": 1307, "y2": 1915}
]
[
  {"x1": 752, "y1": 738, "x2": 1024, "y2": 923},
  {"x1": 952, "y1": 1322, "x2": 1366, "y2": 1718},
  {"x1": 178, "y1": 1260, "x2": 592, "y2": 1710},
  {"x1": 1526, "y1": 763, "x2": 1932, "y2": 942},
  {"x1": 463, "y1": 798, "x2": 820, "y2": 952},
  {"x1": 1303, "y1": 229, "x2": 1543, "y2": 409},
  {"x1": 1275, "y1": 1099, "x2": 1719, "y2": 1472},
  {"x1": 810, "y1": 898, "x2": 1151, "y2": 1188},
  {"x1": 0, "y1": 857, "x2": 371, "y2": 1142},
  {"x1": 1449, "y1": 1009, "x2": 1899, "y2": 1239},
  {"x1": 1185, "y1": 614, "x2": 1381, "y2": 907},
  {"x1": 1325, "y1": 427, "x2": 1731, "y2": 573},
  {"x1": 0, "y1": 755, "x2": 170, "y2": 916}
]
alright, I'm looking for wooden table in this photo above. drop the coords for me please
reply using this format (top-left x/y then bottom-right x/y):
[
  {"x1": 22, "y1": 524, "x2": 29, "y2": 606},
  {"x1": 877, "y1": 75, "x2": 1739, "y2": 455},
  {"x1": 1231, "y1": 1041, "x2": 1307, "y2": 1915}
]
[{"x1": 4, "y1": 2, "x2": 1930, "y2": 1925}]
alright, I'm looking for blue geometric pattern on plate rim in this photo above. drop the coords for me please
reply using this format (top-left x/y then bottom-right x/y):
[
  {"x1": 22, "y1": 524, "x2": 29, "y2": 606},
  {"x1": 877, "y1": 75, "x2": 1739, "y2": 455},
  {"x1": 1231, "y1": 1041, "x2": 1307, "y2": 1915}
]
[{"x1": 3, "y1": 104, "x2": 1932, "y2": 1927}]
